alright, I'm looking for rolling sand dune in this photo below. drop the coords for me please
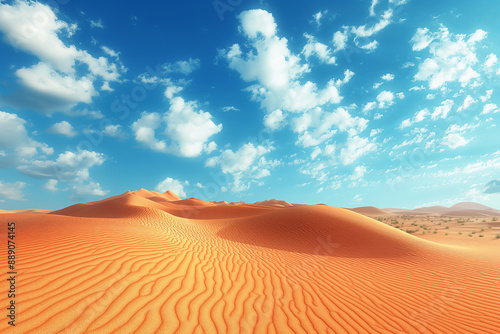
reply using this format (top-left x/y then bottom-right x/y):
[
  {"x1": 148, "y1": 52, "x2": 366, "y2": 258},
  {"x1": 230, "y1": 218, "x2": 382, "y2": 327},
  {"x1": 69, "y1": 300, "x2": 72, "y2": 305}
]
[
  {"x1": 382, "y1": 202, "x2": 500, "y2": 217},
  {"x1": 1, "y1": 190, "x2": 499, "y2": 333}
]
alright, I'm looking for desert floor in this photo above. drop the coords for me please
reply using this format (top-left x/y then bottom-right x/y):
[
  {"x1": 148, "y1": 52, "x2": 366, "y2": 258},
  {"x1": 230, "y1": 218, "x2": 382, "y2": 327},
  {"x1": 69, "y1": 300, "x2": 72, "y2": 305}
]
[{"x1": 1, "y1": 190, "x2": 499, "y2": 333}]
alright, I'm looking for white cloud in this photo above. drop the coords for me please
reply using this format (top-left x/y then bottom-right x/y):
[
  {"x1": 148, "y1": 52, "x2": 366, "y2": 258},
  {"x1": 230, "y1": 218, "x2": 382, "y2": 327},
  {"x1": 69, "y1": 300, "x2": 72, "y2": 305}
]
[
  {"x1": 264, "y1": 109, "x2": 285, "y2": 130},
  {"x1": 457, "y1": 95, "x2": 476, "y2": 112},
  {"x1": 15, "y1": 62, "x2": 96, "y2": 105},
  {"x1": 431, "y1": 99, "x2": 454, "y2": 120},
  {"x1": 18, "y1": 150, "x2": 106, "y2": 181},
  {"x1": 362, "y1": 101, "x2": 377, "y2": 113},
  {"x1": 351, "y1": 10, "x2": 393, "y2": 38},
  {"x1": 238, "y1": 9, "x2": 277, "y2": 39},
  {"x1": 47, "y1": 121, "x2": 77, "y2": 137},
  {"x1": 292, "y1": 107, "x2": 368, "y2": 147},
  {"x1": 0, "y1": 181, "x2": 26, "y2": 201},
  {"x1": 206, "y1": 142, "x2": 276, "y2": 192},
  {"x1": 381, "y1": 73, "x2": 394, "y2": 81},
  {"x1": 0, "y1": 111, "x2": 53, "y2": 168},
  {"x1": 481, "y1": 103, "x2": 499, "y2": 115},
  {"x1": 164, "y1": 96, "x2": 223, "y2": 157},
  {"x1": 485, "y1": 53, "x2": 498, "y2": 69},
  {"x1": 302, "y1": 34, "x2": 336, "y2": 64},
  {"x1": 409, "y1": 85, "x2": 425, "y2": 91},
  {"x1": 376, "y1": 90, "x2": 394, "y2": 108},
  {"x1": 442, "y1": 133, "x2": 469, "y2": 149},
  {"x1": 155, "y1": 177, "x2": 187, "y2": 198},
  {"x1": 369, "y1": 0, "x2": 379, "y2": 16},
  {"x1": 132, "y1": 112, "x2": 168, "y2": 153},
  {"x1": 412, "y1": 25, "x2": 486, "y2": 89},
  {"x1": 101, "y1": 124, "x2": 124, "y2": 138},
  {"x1": 480, "y1": 89, "x2": 493, "y2": 102},
  {"x1": 90, "y1": 19, "x2": 104, "y2": 29},
  {"x1": 426, "y1": 93, "x2": 435, "y2": 100},
  {"x1": 215, "y1": 143, "x2": 270, "y2": 174},
  {"x1": 223, "y1": 9, "x2": 340, "y2": 117},
  {"x1": 222, "y1": 106, "x2": 239, "y2": 112},
  {"x1": 414, "y1": 108, "x2": 430, "y2": 122},
  {"x1": 44, "y1": 179, "x2": 59, "y2": 192},
  {"x1": 132, "y1": 89, "x2": 222, "y2": 157},
  {"x1": 359, "y1": 40, "x2": 379, "y2": 52},
  {"x1": 161, "y1": 58, "x2": 200, "y2": 75},
  {"x1": 332, "y1": 29, "x2": 348, "y2": 52},
  {"x1": 18, "y1": 149, "x2": 108, "y2": 197},
  {"x1": 311, "y1": 10, "x2": 327, "y2": 28},
  {"x1": 351, "y1": 165, "x2": 367, "y2": 180},
  {"x1": 72, "y1": 181, "x2": 108, "y2": 197},
  {"x1": 0, "y1": 1, "x2": 124, "y2": 114},
  {"x1": 340, "y1": 135, "x2": 377, "y2": 165},
  {"x1": 399, "y1": 118, "x2": 412, "y2": 129}
]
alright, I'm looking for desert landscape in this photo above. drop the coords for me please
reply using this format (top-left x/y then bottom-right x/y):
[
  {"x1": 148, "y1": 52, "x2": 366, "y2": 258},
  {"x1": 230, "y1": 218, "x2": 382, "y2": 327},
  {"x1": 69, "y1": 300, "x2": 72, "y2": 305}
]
[{"x1": 1, "y1": 189, "x2": 499, "y2": 333}]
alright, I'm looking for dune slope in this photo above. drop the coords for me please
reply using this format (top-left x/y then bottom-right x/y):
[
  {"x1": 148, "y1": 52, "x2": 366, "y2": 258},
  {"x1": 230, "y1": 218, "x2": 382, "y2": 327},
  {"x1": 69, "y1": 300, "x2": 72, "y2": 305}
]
[{"x1": 1, "y1": 190, "x2": 499, "y2": 334}]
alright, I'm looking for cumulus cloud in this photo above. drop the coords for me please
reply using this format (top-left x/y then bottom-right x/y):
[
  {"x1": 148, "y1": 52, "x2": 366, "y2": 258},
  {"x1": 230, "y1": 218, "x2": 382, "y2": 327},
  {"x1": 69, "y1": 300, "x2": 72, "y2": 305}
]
[
  {"x1": 44, "y1": 179, "x2": 59, "y2": 192},
  {"x1": 0, "y1": 111, "x2": 53, "y2": 168},
  {"x1": 481, "y1": 103, "x2": 499, "y2": 115},
  {"x1": 332, "y1": 29, "x2": 348, "y2": 52},
  {"x1": 457, "y1": 95, "x2": 476, "y2": 112},
  {"x1": 442, "y1": 133, "x2": 469, "y2": 149},
  {"x1": 292, "y1": 107, "x2": 368, "y2": 147},
  {"x1": 17, "y1": 149, "x2": 108, "y2": 198},
  {"x1": 340, "y1": 135, "x2": 377, "y2": 165},
  {"x1": 0, "y1": 181, "x2": 26, "y2": 201},
  {"x1": 484, "y1": 53, "x2": 498, "y2": 69},
  {"x1": 431, "y1": 99, "x2": 454, "y2": 120},
  {"x1": 480, "y1": 89, "x2": 493, "y2": 103},
  {"x1": 155, "y1": 177, "x2": 188, "y2": 197},
  {"x1": 47, "y1": 121, "x2": 77, "y2": 137},
  {"x1": 412, "y1": 25, "x2": 487, "y2": 89},
  {"x1": 376, "y1": 90, "x2": 394, "y2": 108},
  {"x1": 302, "y1": 33, "x2": 336, "y2": 64},
  {"x1": 264, "y1": 109, "x2": 286, "y2": 130},
  {"x1": 132, "y1": 78, "x2": 222, "y2": 158},
  {"x1": 0, "y1": 0, "x2": 124, "y2": 114},
  {"x1": 381, "y1": 73, "x2": 394, "y2": 81},
  {"x1": 221, "y1": 9, "x2": 341, "y2": 118},
  {"x1": 206, "y1": 142, "x2": 277, "y2": 192}
]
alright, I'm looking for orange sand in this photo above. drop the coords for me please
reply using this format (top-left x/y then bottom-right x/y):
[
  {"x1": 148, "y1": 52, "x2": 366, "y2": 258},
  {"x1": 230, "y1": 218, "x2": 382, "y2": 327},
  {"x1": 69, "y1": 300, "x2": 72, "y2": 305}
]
[{"x1": 1, "y1": 190, "x2": 499, "y2": 333}]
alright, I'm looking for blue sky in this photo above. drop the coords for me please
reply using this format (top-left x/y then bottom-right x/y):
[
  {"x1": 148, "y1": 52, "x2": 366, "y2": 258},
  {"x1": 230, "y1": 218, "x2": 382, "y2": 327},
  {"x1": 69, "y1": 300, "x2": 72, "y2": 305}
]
[{"x1": 0, "y1": 0, "x2": 499, "y2": 210}]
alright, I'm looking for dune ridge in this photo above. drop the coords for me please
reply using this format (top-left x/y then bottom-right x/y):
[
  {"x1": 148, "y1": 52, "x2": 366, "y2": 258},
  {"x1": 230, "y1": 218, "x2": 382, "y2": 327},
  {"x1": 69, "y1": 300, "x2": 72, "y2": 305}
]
[{"x1": 1, "y1": 189, "x2": 499, "y2": 333}]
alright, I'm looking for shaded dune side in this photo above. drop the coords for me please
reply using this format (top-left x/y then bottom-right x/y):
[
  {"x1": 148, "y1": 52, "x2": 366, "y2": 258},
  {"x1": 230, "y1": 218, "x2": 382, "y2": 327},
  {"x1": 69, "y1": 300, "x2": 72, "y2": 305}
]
[{"x1": 216, "y1": 205, "x2": 449, "y2": 258}]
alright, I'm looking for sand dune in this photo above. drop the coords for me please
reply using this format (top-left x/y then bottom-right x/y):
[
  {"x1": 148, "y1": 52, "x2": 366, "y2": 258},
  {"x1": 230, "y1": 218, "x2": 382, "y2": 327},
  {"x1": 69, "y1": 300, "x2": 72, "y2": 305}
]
[
  {"x1": 384, "y1": 202, "x2": 500, "y2": 216},
  {"x1": 0, "y1": 209, "x2": 51, "y2": 214},
  {"x1": 1, "y1": 190, "x2": 499, "y2": 333}
]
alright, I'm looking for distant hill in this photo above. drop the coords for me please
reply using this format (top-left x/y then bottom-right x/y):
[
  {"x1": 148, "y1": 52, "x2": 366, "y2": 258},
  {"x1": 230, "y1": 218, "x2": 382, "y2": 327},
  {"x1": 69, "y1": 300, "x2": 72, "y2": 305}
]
[{"x1": 383, "y1": 202, "x2": 500, "y2": 217}]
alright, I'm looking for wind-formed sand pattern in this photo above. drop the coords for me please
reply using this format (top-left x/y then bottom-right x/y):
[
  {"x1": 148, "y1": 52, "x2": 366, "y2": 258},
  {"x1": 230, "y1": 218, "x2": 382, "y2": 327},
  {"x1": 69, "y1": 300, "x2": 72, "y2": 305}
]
[{"x1": 1, "y1": 189, "x2": 499, "y2": 333}]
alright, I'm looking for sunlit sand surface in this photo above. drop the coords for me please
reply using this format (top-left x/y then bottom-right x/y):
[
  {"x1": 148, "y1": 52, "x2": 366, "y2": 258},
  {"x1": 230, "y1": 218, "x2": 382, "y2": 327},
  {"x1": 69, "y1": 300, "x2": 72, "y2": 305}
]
[{"x1": 1, "y1": 190, "x2": 499, "y2": 333}]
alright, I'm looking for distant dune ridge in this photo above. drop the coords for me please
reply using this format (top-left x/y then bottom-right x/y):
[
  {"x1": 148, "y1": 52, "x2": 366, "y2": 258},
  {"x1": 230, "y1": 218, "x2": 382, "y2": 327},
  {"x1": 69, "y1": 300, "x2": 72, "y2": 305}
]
[
  {"x1": 350, "y1": 201, "x2": 500, "y2": 217},
  {"x1": 1, "y1": 189, "x2": 499, "y2": 333}
]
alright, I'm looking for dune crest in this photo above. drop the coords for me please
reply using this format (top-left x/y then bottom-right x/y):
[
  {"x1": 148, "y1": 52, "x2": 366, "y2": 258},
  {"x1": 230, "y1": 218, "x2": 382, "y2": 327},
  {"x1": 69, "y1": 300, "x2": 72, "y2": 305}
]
[{"x1": 1, "y1": 189, "x2": 499, "y2": 333}]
